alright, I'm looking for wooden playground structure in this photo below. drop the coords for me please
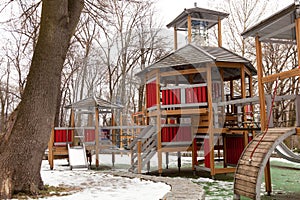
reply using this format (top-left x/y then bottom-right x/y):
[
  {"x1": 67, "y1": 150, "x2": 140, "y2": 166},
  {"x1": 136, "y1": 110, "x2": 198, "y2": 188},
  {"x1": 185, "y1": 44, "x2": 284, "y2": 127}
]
[
  {"x1": 133, "y1": 4, "x2": 300, "y2": 199},
  {"x1": 233, "y1": 3, "x2": 300, "y2": 199},
  {"x1": 47, "y1": 3, "x2": 300, "y2": 200},
  {"x1": 134, "y1": 6, "x2": 260, "y2": 175},
  {"x1": 47, "y1": 96, "x2": 146, "y2": 169}
]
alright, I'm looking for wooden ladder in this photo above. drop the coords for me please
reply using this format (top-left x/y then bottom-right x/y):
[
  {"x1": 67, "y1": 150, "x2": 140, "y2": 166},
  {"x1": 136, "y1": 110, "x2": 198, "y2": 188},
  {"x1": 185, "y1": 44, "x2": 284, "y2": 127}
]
[{"x1": 234, "y1": 127, "x2": 297, "y2": 200}]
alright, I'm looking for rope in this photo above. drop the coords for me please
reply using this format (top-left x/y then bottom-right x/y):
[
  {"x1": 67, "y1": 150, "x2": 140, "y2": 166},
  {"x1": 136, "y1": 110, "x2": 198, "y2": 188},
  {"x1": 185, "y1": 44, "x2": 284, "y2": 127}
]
[{"x1": 249, "y1": 78, "x2": 279, "y2": 163}]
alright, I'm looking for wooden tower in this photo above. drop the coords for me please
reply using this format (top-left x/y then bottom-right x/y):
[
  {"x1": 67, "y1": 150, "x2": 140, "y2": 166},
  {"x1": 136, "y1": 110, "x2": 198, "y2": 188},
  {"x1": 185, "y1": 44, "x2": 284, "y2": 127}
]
[{"x1": 135, "y1": 6, "x2": 258, "y2": 176}]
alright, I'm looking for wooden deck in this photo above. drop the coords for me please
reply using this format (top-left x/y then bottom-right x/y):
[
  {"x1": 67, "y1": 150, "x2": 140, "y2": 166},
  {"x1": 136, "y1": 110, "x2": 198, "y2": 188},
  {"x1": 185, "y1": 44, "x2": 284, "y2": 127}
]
[{"x1": 233, "y1": 127, "x2": 297, "y2": 200}]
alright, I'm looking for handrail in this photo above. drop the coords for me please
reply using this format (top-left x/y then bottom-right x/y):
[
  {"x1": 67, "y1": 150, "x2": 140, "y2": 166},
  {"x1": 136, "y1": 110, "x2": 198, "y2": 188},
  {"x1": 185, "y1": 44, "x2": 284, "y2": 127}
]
[
  {"x1": 128, "y1": 125, "x2": 154, "y2": 149},
  {"x1": 129, "y1": 125, "x2": 157, "y2": 173},
  {"x1": 214, "y1": 95, "x2": 296, "y2": 107}
]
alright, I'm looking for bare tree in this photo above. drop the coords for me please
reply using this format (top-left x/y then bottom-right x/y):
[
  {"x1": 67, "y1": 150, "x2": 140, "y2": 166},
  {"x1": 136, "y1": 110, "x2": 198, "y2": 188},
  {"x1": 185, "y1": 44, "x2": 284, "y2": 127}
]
[{"x1": 0, "y1": 1, "x2": 84, "y2": 198}]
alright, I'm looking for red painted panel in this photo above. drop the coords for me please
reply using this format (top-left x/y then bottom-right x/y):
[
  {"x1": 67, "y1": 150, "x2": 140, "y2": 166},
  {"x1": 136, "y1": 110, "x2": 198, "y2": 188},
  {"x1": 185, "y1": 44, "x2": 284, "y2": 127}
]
[
  {"x1": 226, "y1": 136, "x2": 244, "y2": 165},
  {"x1": 54, "y1": 129, "x2": 72, "y2": 146},
  {"x1": 193, "y1": 87, "x2": 198, "y2": 103},
  {"x1": 146, "y1": 80, "x2": 157, "y2": 108},
  {"x1": 204, "y1": 137, "x2": 210, "y2": 168},
  {"x1": 201, "y1": 86, "x2": 207, "y2": 102},
  {"x1": 176, "y1": 88, "x2": 181, "y2": 104},
  {"x1": 197, "y1": 87, "x2": 202, "y2": 103},
  {"x1": 84, "y1": 129, "x2": 95, "y2": 142},
  {"x1": 162, "y1": 90, "x2": 166, "y2": 105}
]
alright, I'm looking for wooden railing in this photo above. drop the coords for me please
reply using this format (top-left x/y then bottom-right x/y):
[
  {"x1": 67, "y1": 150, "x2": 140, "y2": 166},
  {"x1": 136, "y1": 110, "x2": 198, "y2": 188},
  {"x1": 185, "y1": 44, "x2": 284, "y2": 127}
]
[{"x1": 129, "y1": 125, "x2": 157, "y2": 173}]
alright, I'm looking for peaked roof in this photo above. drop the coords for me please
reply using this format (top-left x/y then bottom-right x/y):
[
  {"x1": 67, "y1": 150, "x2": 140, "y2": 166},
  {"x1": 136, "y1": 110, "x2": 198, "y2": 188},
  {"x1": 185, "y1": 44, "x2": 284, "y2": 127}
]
[
  {"x1": 65, "y1": 96, "x2": 123, "y2": 110},
  {"x1": 167, "y1": 7, "x2": 229, "y2": 30},
  {"x1": 136, "y1": 44, "x2": 256, "y2": 77},
  {"x1": 242, "y1": 3, "x2": 297, "y2": 42}
]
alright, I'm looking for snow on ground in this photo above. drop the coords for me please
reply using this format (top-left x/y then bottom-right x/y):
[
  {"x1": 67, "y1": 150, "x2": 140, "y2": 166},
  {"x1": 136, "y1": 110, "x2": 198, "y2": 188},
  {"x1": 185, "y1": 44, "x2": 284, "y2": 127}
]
[
  {"x1": 41, "y1": 157, "x2": 170, "y2": 200},
  {"x1": 39, "y1": 152, "x2": 300, "y2": 200}
]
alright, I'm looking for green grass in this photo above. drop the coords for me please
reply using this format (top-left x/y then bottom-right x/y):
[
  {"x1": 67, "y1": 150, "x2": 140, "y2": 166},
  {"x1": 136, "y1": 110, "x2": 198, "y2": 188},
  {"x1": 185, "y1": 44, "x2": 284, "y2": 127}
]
[{"x1": 190, "y1": 159, "x2": 300, "y2": 200}]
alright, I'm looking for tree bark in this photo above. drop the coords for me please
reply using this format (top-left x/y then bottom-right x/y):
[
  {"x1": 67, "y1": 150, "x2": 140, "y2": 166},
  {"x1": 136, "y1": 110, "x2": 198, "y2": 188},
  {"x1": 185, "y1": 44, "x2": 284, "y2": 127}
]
[{"x1": 0, "y1": 0, "x2": 83, "y2": 198}]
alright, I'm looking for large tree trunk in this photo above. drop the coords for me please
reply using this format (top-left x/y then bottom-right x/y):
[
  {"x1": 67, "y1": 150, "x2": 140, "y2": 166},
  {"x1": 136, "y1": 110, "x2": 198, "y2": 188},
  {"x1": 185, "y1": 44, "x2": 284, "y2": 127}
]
[{"x1": 0, "y1": 1, "x2": 83, "y2": 198}]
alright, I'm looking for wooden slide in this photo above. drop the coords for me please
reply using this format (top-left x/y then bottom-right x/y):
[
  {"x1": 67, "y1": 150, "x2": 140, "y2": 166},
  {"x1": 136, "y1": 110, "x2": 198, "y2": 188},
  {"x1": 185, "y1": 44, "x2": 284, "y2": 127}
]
[{"x1": 233, "y1": 127, "x2": 297, "y2": 200}]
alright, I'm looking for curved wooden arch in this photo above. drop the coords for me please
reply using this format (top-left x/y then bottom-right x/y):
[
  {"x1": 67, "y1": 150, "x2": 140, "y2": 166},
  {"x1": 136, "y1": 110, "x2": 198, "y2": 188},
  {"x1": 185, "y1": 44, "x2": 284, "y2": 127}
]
[{"x1": 234, "y1": 127, "x2": 297, "y2": 200}]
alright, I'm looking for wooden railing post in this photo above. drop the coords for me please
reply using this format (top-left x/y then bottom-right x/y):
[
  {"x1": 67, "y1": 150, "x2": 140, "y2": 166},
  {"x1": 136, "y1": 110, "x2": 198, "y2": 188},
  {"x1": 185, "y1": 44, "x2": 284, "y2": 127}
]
[
  {"x1": 137, "y1": 139, "x2": 142, "y2": 173},
  {"x1": 296, "y1": 95, "x2": 300, "y2": 127}
]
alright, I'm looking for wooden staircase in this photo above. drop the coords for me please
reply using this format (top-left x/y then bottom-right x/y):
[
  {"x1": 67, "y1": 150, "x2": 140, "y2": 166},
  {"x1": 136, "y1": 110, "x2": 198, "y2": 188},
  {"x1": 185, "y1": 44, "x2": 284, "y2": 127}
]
[
  {"x1": 128, "y1": 125, "x2": 157, "y2": 173},
  {"x1": 234, "y1": 127, "x2": 297, "y2": 200}
]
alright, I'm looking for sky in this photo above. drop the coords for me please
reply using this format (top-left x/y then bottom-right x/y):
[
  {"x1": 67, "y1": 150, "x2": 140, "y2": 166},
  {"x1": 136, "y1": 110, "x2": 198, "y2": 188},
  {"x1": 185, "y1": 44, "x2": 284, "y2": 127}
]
[{"x1": 154, "y1": 0, "x2": 294, "y2": 27}]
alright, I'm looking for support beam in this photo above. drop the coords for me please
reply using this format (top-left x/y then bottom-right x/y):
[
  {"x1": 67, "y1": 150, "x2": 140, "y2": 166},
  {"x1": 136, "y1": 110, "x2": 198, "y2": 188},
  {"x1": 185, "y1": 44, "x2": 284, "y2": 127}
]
[
  {"x1": 174, "y1": 26, "x2": 178, "y2": 50},
  {"x1": 262, "y1": 68, "x2": 300, "y2": 83},
  {"x1": 207, "y1": 66, "x2": 215, "y2": 176},
  {"x1": 255, "y1": 35, "x2": 272, "y2": 195},
  {"x1": 256, "y1": 36, "x2": 267, "y2": 130},
  {"x1": 95, "y1": 107, "x2": 100, "y2": 167},
  {"x1": 187, "y1": 15, "x2": 192, "y2": 44},
  {"x1": 296, "y1": 95, "x2": 300, "y2": 127},
  {"x1": 156, "y1": 70, "x2": 163, "y2": 174},
  {"x1": 295, "y1": 17, "x2": 300, "y2": 66},
  {"x1": 218, "y1": 16, "x2": 222, "y2": 47}
]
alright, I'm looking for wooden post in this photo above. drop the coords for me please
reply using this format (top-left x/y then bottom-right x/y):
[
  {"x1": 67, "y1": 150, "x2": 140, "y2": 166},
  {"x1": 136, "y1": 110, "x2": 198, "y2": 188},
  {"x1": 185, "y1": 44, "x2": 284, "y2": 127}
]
[
  {"x1": 120, "y1": 112, "x2": 123, "y2": 149},
  {"x1": 137, "y1": 139, "x2": 142, "y2": 173},
  {"x1": 295, "y1": 17, "x2": 300, "y2": 65},
  {"x1": 48, "y1": 128, "x2": 54, "y2": 170},
  {"x1": 256, "y1": 36, "x2": 266, "y2": 131},
  {"x1": 111, "y1": 113, "x2": 116, "y2": 145},
  {"x1": 70, "y1": 109, "x2": 75, "y2": 145},
  {"x1": 95, "y1": 107, "x2": 100, "y2": 167},
  {"x1": 240, "y1": 66, "x2": 248, "y2": 145},
  {"x1": 218, "y1": 16, "x2": 222, "y2": 47},
  {"x1": 174, "y1": 26, "x2": 178, "y2": 50},
  {"x1": 156, "y1": 70, "x2": 163, "y2": 174},
  {"x1": 207, "y1": 66, "x2": 215, "y2": 176},
  {"x1": 255, "y1": 36, "x2": 272, "y2": 194},
  {"x1": 230, "y1": 80, "x2": 234, "y2": 112},
  {"x1": 187, "y1": 15, "x2": 192, "y2": 44},
  {"x1": 295, "y1": 95, "x2": 300, "y2": 127}
]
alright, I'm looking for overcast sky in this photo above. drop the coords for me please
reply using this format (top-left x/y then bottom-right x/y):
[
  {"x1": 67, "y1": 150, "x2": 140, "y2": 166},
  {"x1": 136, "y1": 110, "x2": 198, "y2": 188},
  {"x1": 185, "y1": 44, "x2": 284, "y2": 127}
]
[{"x1": 155, "y1": 0, "x2": 294, "y2": 27}]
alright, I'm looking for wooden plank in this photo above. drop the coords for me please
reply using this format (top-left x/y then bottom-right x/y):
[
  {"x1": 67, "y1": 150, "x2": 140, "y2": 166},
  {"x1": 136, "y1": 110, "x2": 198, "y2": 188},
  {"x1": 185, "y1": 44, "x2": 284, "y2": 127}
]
[
  {"x1": 234, "y1": 180, "x2": 256, "y2": 193},
  {"x1": 262, "y1": 68, "x2": 300, "y2": 83},
  {"x1": 238, "y1": 159, "x2": 264, "y2": 168},
  {"x1": 234, "y1": 188, "x2": 256, "y2": 199},
  {"x1": 197, "y1": 128, "x2": 208, "y2": 133},
  {"x1": 214, "y1": 167, "x2": 236, "y2": 174},
  {"x1": 243, "y1": 151, "x2": 266, "y2": 158},
  {"x1": 199, "y1": 121, "x2": 209, "y2": 127},
  {"x1": 240, "y1": 155, "x2": 264, "y2": 164},
  {"x1": 296, "y1": 128, "x2": 300, "y2": 135},
  {"x1": 236, "y1": 164, "x2": 259, "y2": 175},
  {"x1": 215, "y1": 62, "x2": 244, "y2": 68},
  {"x1": 235, "y1": 174, "x2": 257, "y2": 184},
  {"x1": 161, "y1": 146, "x2": 192, "y2": 152},
  {"x1": 161, "y1": 108, "x2": 207, "y2": 115},
  {"x1": 252, "y1": 135, "x2": 280, "y2": 142},
  {"x1": 160, "y1": 68, "x2": 207, "y2": 77}
]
